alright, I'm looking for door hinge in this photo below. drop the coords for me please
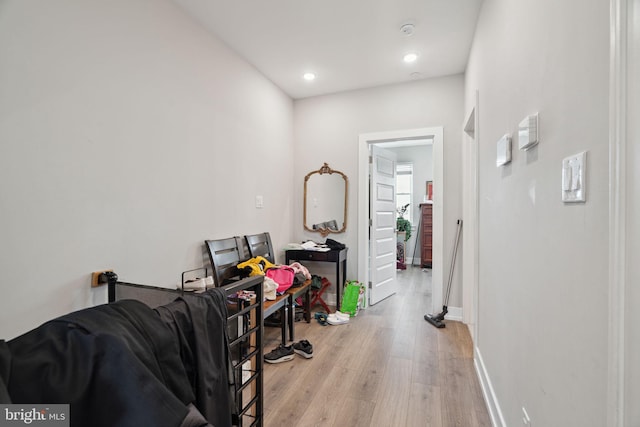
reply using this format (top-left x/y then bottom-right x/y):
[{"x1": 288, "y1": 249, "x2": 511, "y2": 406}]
[
  {"x1": 368, "y1": 281, "x2": 372, "y2": 289},
  {"x1": 369, "y1": 155, "x2": 373, "y2": 164}
]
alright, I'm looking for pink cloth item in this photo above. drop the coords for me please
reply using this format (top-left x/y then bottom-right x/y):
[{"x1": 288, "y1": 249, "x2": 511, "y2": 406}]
[
  {"x1": 265, "y1": 266, "x2": 295, "y2": 293},
  {"x1": 288, "y1": 262, "x2": 311, "y2": 280}
]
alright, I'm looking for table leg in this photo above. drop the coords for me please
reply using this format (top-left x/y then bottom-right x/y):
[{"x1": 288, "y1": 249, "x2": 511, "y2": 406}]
[
  {"x1": 343, "y1": 259, "x2": 347, "y2": 288},
  {"x1": 280, "y1": 306, "x2": 287, "y2": 346},
  {"x1": 335, "y1": 261, "x2": 341, "y2": 311},
  {"x1": 305, "y1": 287, "x2": 311, "y2": 322},
  {"x1": 288, "y1": 298, "x2": 295, "y2": 342}
]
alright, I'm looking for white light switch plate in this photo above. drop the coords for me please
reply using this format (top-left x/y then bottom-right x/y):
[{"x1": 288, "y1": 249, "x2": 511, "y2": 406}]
[
  {"x1": 518, "y1": 113, "x2": 539, "y2": 150},
  {"x1": 255, "y1": 195, "x2": 264, "y2": 208},
  {"x1": 562, "y1": 151, "x2": 586, "y2": 203},
  {"x1": 496, "y1": 134, "x2": 512, "y2": 167}
]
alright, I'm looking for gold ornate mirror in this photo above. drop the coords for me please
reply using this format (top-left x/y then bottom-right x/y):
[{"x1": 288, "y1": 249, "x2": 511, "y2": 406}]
[{"x1": 304, "y1": 163, "x2": 348, "y2": 237}]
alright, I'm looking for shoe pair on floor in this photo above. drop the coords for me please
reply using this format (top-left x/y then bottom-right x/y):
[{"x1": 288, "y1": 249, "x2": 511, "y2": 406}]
[
  {"x1": 264, "y1": 340, "x2": 313, "y2": 364},
  {"x1": 327, "y1": 310, "x2": 350, "y2": 325}
]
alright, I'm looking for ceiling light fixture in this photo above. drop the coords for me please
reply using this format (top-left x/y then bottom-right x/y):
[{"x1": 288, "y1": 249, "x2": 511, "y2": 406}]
[
  {"x1": 403, "y1": 53, "x2": 418, "y2": 63},
  {"x1": 303, "y1": 72, "x2": 316, "y2": 81}
]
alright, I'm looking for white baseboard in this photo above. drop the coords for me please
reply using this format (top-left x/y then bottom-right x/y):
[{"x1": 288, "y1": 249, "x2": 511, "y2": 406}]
[
  {"x1": 407, "y1": 257, "x2": 420, "y2": 266},
  {"x1": 444, "y1": 305, "x2": 463, "y2": 321},
  {"x1": 474, "y1": 347, "x2": 506, "y2": 427}
]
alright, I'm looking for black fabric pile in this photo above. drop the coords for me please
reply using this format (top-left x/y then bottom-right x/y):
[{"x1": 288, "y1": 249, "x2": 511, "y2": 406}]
[{"x1": 0, "y1": 289, "x2": 232, "y2": 427}]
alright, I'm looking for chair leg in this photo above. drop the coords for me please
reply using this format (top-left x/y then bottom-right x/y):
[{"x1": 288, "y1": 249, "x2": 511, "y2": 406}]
[
  {"x1": 317, "y1": 296, "x2": 331, "y2": 314},
  {"x1": 311, "y1": 280, "x2": 332, "y2": 313},
  {"x1": 311, "y1": 292, "x2": 331, "y2": 313}
]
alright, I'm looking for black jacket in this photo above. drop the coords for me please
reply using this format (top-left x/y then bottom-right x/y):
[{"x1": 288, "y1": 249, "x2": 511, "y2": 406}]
[
  {"x1": 155, "y1": 289, "x2": 232, "y2": 427},
  {"x1": 1, "y1": 299, "x2": 194, "y2": 426},
  {"x1": 0, "y1": 290, "x2": 232, "y2": 427}
]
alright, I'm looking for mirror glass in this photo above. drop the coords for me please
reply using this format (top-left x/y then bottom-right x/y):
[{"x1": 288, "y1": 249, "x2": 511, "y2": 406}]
[{"x1": 304, "y1": 163, "x2": 348, "y2": 237}]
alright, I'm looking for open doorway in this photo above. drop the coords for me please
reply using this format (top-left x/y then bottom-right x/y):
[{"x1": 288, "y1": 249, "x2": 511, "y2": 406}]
[{"x1": 358, "y1": 127, "x2": 444, "y2": 315}]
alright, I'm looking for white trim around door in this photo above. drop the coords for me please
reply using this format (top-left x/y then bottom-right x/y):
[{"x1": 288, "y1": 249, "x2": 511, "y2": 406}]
[
  {"x1": 358, "y1": 127, "x2": 444, "y2": 316},
  {"x1": 607, "y1": 0, "x2": 627, "y2": 425}
]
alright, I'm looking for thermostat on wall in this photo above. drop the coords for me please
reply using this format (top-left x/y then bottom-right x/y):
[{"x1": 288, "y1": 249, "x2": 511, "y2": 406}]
[{"x1": 518, "y1": 113, "x2": 539, "y2": 150}]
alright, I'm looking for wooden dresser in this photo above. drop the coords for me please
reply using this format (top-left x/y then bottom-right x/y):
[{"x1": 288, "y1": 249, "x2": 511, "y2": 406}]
[{"x1": 420, "y1": 203, "x2": 433, "y2": 268}]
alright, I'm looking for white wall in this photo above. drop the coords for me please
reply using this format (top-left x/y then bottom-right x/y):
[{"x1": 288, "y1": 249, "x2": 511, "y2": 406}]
[
  {"x1": 0, "y1": 0, "x2": 294, "y2": 339},
  {"x1": 464, "y1": 0, "x2": 610, "y2": 425},
  {"x1": 294, "y1": 75, "x2": 464, "y2": 305}
]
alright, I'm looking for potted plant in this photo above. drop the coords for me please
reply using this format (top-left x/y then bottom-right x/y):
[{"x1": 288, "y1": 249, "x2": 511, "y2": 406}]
[{"x1": 396, "y1": 204, "x2": 412, "y2": 242}]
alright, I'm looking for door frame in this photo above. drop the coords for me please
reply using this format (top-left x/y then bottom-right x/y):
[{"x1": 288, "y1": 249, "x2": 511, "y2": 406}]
[
  {"x1": 358, "y1": 127, "x2": 444, "y2": 315},
  {"x1": 463, "y1": 90, "x2": 480, "y2": 343},
  {"x1": 607, "y1": 0, "x2": 629, "y2": 425}
]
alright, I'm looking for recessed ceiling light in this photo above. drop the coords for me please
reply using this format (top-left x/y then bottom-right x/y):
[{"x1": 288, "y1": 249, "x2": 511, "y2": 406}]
[
  {"x1": 403, "y1": 53, "x2": 418, "y2": 63},
  {"x1": 303, "y1": 72, "x2": 316, "y2": 81}
]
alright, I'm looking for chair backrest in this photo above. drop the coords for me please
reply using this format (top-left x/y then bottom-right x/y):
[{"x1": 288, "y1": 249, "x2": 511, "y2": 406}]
[
  {"x1": 244, "y1": 232, "x2": 275, "y2": 264},
  {"x1": 205, "y1": 237, "x2": 246, "y2": 287}
]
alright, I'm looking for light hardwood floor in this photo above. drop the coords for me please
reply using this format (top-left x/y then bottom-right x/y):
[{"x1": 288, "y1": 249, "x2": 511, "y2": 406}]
[{"x1": 262, "y1": 266, "x2": 492, "y2": 427}]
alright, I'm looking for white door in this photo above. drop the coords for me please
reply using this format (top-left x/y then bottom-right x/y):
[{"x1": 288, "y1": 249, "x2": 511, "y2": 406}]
[{"x1": 369, "y1": 145, "x2": 398, "y2": 305}]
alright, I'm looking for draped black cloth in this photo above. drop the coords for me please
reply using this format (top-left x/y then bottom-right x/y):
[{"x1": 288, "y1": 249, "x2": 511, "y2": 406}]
[
  {"x1": 1, "y1": 300, "x2": 193, "y2": 426},
  {"x1": 155, "y1": 288, "x2": 232, "y2": 427},
  {"x1": 0, "y1": 340, "x2": 11, "y2": 404},
  {"x1": 0, "y1": 290, "x2": 233, "y2": 427}
]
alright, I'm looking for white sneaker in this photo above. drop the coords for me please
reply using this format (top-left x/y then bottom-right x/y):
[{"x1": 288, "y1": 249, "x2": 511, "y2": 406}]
[
  {"x1": 182, "y1": 278, "x2": 206, "y2": 291},
  {"x1": 327, "y1": 313, "x2": 349, "y2": 325},
  {"x1": 333, "y1": 310, "x2": 351, "y2": 320},
  {"x1": 205, "y1": 276, "x2": 215, "y2": 288}
]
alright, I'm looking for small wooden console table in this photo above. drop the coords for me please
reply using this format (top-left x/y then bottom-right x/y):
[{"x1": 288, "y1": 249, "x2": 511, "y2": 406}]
[{"x1": 285, "y1": 247, "x2": 348, "y2": 311}]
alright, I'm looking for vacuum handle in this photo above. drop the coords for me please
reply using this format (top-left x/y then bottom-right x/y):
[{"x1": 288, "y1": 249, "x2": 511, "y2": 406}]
[{"x1": 442, "y1": 219, "x2": 463, "y2": 307}]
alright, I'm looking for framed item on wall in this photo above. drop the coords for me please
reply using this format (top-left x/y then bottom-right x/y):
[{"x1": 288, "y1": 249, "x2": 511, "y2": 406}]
[{"x1": 426, "y1": 181, "x2": 433, "y2": 201}]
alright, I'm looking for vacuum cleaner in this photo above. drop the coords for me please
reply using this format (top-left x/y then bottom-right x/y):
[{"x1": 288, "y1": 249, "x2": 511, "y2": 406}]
[{"x1": 424, "y1": 219, "x2": 462, "y2": 328}]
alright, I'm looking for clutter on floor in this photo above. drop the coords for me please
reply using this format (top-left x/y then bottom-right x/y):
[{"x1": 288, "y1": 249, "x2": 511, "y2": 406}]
[
  {"x1": 314, "y1": 312, "x2": 328, "y2": 326},
  {"x1": 292, "y1": 340, "x2": 313, "y2": 359},
  {"x1": 264, "y1": 340, "x2": 314, "y2": 363},
  {"x1": 326, "y1": 311, "x2": 350, "y2": 325}
]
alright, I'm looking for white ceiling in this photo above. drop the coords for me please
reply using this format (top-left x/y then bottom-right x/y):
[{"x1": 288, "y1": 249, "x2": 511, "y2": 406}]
[{"x1": 172, "y1": 0, "x2": 483, "y2": 100}]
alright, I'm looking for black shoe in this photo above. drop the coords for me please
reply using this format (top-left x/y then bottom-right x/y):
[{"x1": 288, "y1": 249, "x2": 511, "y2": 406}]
[
  {"x1": 293, "y1": 340, "x2": 313, "y2": 359},
  {"x1": 264, "y1": 344, "x2": 294, "y2": 364},
  {"x1": 314, "y1": 312, "x2": 327, "y2": 326}
]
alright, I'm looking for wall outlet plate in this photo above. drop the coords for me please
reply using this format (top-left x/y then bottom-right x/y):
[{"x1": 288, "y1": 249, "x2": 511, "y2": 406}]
[
  {"x1": 496, "y1": 134, "x2": 512, "y2": 166},
  {"x1": 91, "y1": 270, "x2": 113, "y2": 287},
  {"x1": 518, "y1": 113, "x2": 539, "y2": 150}
]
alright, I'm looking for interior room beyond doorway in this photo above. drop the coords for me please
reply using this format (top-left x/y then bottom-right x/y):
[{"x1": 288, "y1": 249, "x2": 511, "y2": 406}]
[{"x1": 358, "y1": 127, "x2": 444, "y2": 316}]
